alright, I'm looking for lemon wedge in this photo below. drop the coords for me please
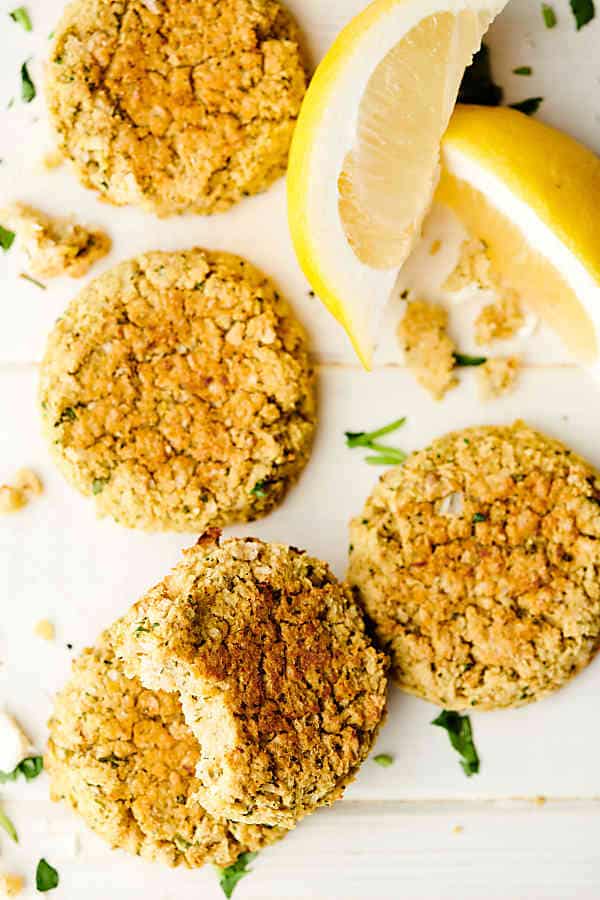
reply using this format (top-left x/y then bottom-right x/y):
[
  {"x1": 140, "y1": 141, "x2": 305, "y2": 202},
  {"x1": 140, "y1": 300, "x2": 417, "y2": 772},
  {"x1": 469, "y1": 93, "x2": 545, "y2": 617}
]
[
  {"x1": 438, "y1": 104, "x2": 600, "y2": 367},
  {"x1": 287, "y1": 0, "x2": 508, "y2": 367}
]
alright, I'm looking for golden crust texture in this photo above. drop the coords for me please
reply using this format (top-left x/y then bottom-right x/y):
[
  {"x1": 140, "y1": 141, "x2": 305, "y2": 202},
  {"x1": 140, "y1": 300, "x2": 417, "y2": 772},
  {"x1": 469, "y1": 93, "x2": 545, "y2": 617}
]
[
  {"x1": 114, "y1": 535, "x2": 388, "y2": 828},
  {"x1": 348, "y1": 422, "x2": 600, "y2": 711},
  {"x1": 46, "y1": 0, "x2": 307, "y2": 216},
  {"x1": 46, "y1": 627, "x2": 284, "y2": 868},
  {"x1": 39, "y1": 249, "x2": 316, "y2": 532}
]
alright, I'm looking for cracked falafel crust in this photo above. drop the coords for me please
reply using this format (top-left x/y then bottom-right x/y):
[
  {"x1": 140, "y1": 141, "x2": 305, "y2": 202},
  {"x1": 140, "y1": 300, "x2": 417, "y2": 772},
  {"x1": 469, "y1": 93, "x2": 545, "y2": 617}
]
[
  {"x1": 39, "y1": 249, "x2": 316, "y2": 532},
  {"x1": 46, "y1": 627, "x2": 284, "y2": 868},
  {"x1": 46, "y1": 0, "x2": 307, "y2": 216},
  {"x1": 114, "y1": 535, "x2": 388, "y2": 829},
  {"x1": 348, "y1": 422, "x2": 600, "y2": 711}
]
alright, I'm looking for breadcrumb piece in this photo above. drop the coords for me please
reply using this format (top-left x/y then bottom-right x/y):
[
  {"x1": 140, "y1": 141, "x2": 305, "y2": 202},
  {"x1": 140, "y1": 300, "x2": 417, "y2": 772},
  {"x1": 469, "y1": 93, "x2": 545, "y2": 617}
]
[
  {"x1": 34, "y1": 620, "x2": 56, "y2": 642},
  {"x1": 475, "y1": 290, "x2": 524, "y2": 344},
  {"x1": 444, "y1": 238, "x2": 493, "y2": 292},
  {"x1": 41, "y1": 150, "x2": 64, "y2": 171},
  {"x1": 0, "y1": 486, "x2": 26, "y2": 514},
  {"x1": 452, "y1": 825, "x2": 464, "y2": 834},
  {"x1": 14, "y1": 468, "x2": 43, "y2": 497},
  {"x1": 477, "y1": 357, "x2": 520, "y2": 401},
  {"x1": 534, "y1": 795, "x2": 547, "y2": 807},
  {"x1": 398, "y1": 300, "x2": 458, "y2": 401},
  {"x1": 0, "y1": 873, "x2": 24, "y2": 897},
  {"x1": 0, "y1": 203, "x2": 110, "y2": 279}
]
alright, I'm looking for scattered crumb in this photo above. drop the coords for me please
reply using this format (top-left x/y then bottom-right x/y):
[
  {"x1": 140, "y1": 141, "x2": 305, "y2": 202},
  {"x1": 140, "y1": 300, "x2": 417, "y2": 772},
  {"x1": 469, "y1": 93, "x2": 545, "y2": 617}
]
[
  {"x1": 475, "y1": 290, "x2": 525, "y2": 344},
  {"x1": 14, "y1": 468, "x2": 43, "y2": 497},
  {"x1": 452, "y1": 825, "x2": 464, "y2": 834},
  {"x1": 0, "y1": 203, "x2": 110, "y2": 279},
  {"x1": 0, "y1": 712, "x2": 34, "y2": 773},
  {"x1": 397, "y1": 300, "x2": 458, "y2": 401},
  {"x1": 41, "y1": 149, "x2": 64, "y2": 171},
  {"x1": 477, "y1": 357, "x2": 521, "y2": 401},
  {"x1": 0, "y1": 485, "x2": 26, "y2": 515},
  {"x1": 34, "y1": 619, "x2": 56, "y2": 642},
  {"x1": 444, "y1": 238, "x2": 493, "y2": 292},
  {"x1": 0, "y1": 469, "x2": 43, "y2": 514},
  {"x1": 534, "y1": 795, "x2": 547, "y2": 807},
  {"x1": 430, "y1": 239, "x2": 442, "y2": 256},
  {"x1": 0, "y1": 873, "x2": 24, "y2": 897}
]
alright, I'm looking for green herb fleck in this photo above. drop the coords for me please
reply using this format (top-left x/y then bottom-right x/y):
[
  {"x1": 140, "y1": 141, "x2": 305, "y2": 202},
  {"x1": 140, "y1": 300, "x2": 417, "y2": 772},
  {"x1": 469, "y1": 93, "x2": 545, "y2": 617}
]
[
  {"x1": 216, "y1": 851, "x2": 258, "y2": 899},
  {"x1": 250, "y1": 480, "x2": 269, "y2": 498},
  {"x1": 9, "y1": 6, "x2": 32, "y2": 31},
  {"x1": 36, "y1": 859, "x2": 59, "y2": 892},
  {"x1": 174, "y1": 834, "x2": 191, "y2": 852},
  {"x1": 21, "y1": 60, "x2": 35, "y2": 102},
  {"x1": 0, "y1": 755, "x2": 43, "y2": 783},
  {"x1": 0, "y1": 803, "x2": 18, "y2": 843},
  {"x1": 458, "y1": 43, "x2": 503, "y2": 107},
  {"x1": 513, "y1": 66, "x2": 532, "y2": 76},
  {"x1": 542, "y1": 3, "x2": 558, "y2": 26},
  {"x1": 57, "y1": 406, "x2": 77, "y2": 424},
  {"x1": 345, "y1": 417, "x2": 406, "y2": 448},
  {"x1": 570, "y1": 0, "x2": 595, "y2": 28},
  {"x1": 509, "y1": 97, "x2": 544, "y2": 116},
  {"x1": 0, "y1": 225, "x2": 15, "y2": 252},
  {"x1": 432, "y1": 710, "x2": 480, "y2": 777},
  {"x1": 20, "y1": 272, "x2": 46, "y2": 290},
  {"x1": 373, "y1": 753, "x2": 394, "y2": 768},
  {"x1": 453, "y1": 353, "x2": 487, "y2": 367},
  {"x1": 92, "y1": 477, "x2": 109, "y2": 495},
  {"x1": 472, "y1": 512, "x2": 488, "y2": 524}
]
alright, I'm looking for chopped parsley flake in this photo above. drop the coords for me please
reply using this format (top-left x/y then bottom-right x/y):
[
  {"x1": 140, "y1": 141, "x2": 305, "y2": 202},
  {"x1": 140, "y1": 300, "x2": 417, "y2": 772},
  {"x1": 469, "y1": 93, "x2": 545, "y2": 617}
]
[
  {"x1": 0, "y1": 803, "x2": 18, "y2": 843},
  {"x1": 542, "y1": 3, "x2": 558, "y2": 26},
  {"x1": 472, "y1": 512, "x2": 488, "y2": 524},
  {"x1": 570, "y1": 0, "x2": 595, "y2": 28},
  {"x1": 57, "y1": 406, "x2": 77, "y2": 424},
  {"x1": 0, "y1": 225, "x2": 15, "y2": 251},
  {"x1": 92, "y1": 477, "x2": 109, "y2": 495},
  {"x1": 250, "y1": 480, "x2": 269, "y2": 498},
  {"x1": 216, "y1": 851, "x2": 258, "y2": 898},
  {"x1": 36, "y1": 859, "x2": 59, "y2": 892},
  {"x1": 509, "y1": 97, "x2": 544, "y2": 115},
  {"x1": 373, "y1": 753, "x2": 394, "y2": 767},
  {"x1": 346, "y1": 418, "x2": 407, "y2": 468},
  {"x1": 0, "y1": 755, "x2": 43, "y2": 783},
  {"x1": 458, "y1": 43, "x2": 503, "y2": 107},
  {"x1": 20, "y1": 60, "x2": 35, "y2": 103},
  {"x1": 513, "y1": 66, "x2": 532, "y2": 76},
  {"x1": 432, "y1": 710, "x2": 480, "y2": 777},
  {"x1": 9, "y1": 6, "x2": 32, "y2": 31},
  {"x1": 453, "y1": 353, "x2": 487, "y2": 367}
]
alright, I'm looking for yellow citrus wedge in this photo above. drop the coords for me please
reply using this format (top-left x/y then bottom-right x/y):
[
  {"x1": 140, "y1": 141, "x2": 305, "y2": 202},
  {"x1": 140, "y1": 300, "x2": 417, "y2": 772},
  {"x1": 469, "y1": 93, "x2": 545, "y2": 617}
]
[
  {"x1": 287, "y1": 0, "x2": 509, "y2": 368},
  {"x1": 438, "y1": 105, "x2": 600, "y2": 366}
]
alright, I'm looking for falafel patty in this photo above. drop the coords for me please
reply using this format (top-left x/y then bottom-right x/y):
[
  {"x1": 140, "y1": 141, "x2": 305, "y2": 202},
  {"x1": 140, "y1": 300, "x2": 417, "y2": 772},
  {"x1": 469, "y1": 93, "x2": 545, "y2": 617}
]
[
  {"x1": 114, "y1": 534, "x2": 388, "y2": 828},
  {"x1": 46, "y1": 627, "x2": 285, "y2": 868},
  {"x1": 349, "y1": 422, "x2": 600, "y2": 711},
  {"x1": 46, "y1": 0, "x2": 307, "y2": 216},
  {"x1": 39, "y1": 249, "x2": 316, "y2": 532}
]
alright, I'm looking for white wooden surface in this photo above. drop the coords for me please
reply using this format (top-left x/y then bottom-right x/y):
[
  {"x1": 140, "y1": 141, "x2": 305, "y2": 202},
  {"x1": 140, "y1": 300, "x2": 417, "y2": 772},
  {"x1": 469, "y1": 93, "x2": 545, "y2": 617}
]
[{"x1": 1, "y1": 1, "x2": 600, "y2": 897}]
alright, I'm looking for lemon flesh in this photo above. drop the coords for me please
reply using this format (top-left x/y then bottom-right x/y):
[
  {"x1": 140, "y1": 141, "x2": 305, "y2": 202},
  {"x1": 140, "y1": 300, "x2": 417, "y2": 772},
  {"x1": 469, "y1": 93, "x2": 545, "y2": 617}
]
[
  {"x1": 288, "y1": 0, "x2": 508, "y2": 367},
  {"x1": 439, "y1": 105, "x2": 600, "y2": 366}
]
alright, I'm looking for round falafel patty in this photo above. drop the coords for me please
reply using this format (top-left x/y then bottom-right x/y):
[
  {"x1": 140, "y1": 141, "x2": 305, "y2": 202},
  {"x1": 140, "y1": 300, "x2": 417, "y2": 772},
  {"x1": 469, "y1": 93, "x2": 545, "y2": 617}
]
[
  {"x1": 114, "y1": 535, "x2": 388, "y2": 829},
  {"x1": 348, "y1": 421, "x2": 600, "y2": 711},
  {"x1": 46, "y1": 627, "x2": 285, "y2": 868},
  {"x1": 39, "y1": 249, "x2": 316, "y2": 532},
  {"x1": 46, "y1": 0, "x2": 307, "y2": 216}
]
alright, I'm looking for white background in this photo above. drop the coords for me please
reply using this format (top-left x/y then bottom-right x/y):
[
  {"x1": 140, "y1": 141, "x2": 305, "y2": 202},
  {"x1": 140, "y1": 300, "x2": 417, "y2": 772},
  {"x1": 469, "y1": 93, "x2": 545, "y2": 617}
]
[{"x1": 1, "y1": 0, "x2": 600, "y2": 897}]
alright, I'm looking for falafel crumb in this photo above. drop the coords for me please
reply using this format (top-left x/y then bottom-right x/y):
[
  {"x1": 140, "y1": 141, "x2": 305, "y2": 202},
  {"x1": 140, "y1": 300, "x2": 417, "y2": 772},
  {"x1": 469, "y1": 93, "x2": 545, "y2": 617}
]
[
  {"x1": 0, "y1": 203, "x2": 110, "y2": 279},
  {"x1": 14, "y1": 468, "x2": 43, "y2": 497},
  {"x1": 34, "y1": 619, "x2": 56, "y2": 642},
  {"x1": 397, "y1": 300, "x2": 458, "y2": 401},
  {"x1": 475, "y1": 290, "x2": 524, "y2": 344},
  {"x1": 0, "y1": 873, "x2": 24, "y2": 897},
  {"x1": 0, "y1": 485, "x2": 26, "y2": 514},
  {"x1": 452, "y1": 825, "x2": 464, "y2": 834},
  {"x1": 477, "y1": 357, "x2": 520, "y2": 401},
  {"x1": 41, "y1": 149, "x2": 64, "y2": 171},
  {"x1": 444, "y1": 238, "x2": 493, "y2": 292}
]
